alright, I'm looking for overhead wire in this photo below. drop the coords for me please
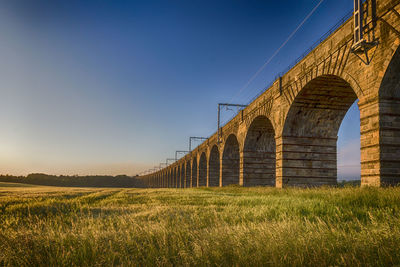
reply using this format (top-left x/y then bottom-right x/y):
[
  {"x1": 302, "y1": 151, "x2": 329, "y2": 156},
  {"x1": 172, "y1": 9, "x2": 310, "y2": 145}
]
[{"x1": 228, "y1": 0, "x2": 325, "y2": 103}]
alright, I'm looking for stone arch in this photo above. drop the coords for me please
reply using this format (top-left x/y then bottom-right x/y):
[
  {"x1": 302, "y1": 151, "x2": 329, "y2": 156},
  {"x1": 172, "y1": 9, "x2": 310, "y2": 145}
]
[
  {"x1": 185, "y1": 161, "x2": 191, "y2": 188},
  {"x1": 191, "y1": 157, "x2": 198, "y2": 187},
  {"x1": 243, "y1": 115, "x2": 276, "y2": 186},
  {"x1": 221, "y1": 122, "x2": 240, "y2": 141},
  {"x1": 208, "y1": 145, "x2": 220, "y2": 187},
  {"x1": 280, "y1": 74, "x2": 358, "y2": 187},
  {"x1": 199, "y1": 152, "x2": 207, "y2": 187},
  {"x1": 222, "y1": 134, "x2": 240, "y2": 186}
]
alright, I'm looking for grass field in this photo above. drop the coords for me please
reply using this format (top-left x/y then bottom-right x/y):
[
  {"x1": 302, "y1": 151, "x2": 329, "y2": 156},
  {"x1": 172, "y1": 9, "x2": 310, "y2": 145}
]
[{"x1": 0, "y1": 182, "x2": 399, "y2": 266}]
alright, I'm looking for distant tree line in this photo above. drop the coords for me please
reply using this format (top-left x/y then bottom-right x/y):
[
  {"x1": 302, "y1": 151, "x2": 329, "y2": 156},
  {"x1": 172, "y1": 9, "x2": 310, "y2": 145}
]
[{"x1": 0, "y1": 173, "x2": 145, "y2": 188}]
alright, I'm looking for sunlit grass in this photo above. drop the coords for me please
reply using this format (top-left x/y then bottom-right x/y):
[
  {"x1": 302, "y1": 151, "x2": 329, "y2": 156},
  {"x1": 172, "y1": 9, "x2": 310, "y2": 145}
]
[{"x1": 0, "y1": 184, "x2": 399, "y2": 266}]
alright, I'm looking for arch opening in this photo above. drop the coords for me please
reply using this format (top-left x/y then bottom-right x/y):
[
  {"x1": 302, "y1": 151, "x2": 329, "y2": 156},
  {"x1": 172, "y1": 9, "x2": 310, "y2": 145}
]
[
  {"x1": 208, "y1": 145, "x2": 220, "y2": 187},
  {"x1": 376, "y1": 46, "x2": 400, "y2": 185},
  {"x1": 337, "y1": 102, "x2": 360, "y2": 183},
  {"x1": 170, "y1": 170, "x2": 173, "y2": 187},
  {"x1": 243, "y1": 116, "x2": 276, "y2": 187},
  {"x1": 163, "y1": 173, "x2": 166, "y2": 188},
  {"x1": 282, "y1": 74, "x2": 358, "y2": 187},
  {"x1": 199, "y1": 152, "x2": 207, "y2": 187},
  {"x1": 177, "y1": 166, "x2": 181, "y2": 188},
  {"x1": 180, "y1": 164, "x2": 185, "y2": 188},
  {"x1": 173, "y1": 168, "x2": 177, "y2": 188},
  {"x1": 222, "y1": 134, "x2": 240, "y2": 186},
  {"x1": 191, "y1": 157, "x2": 197, "y2": 187},
  {"x1": 186, "y1": 161, "x2": 191, "y2": 188}
]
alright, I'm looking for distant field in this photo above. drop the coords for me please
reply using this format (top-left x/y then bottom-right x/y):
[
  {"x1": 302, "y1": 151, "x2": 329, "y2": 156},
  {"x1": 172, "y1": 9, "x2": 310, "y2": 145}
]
[
  {"x1": 0, "y1": 185, "x2": 399, "y2": 266},
  {"x1": 0, "y1": 182, "x2": 38, "y2": 187}
]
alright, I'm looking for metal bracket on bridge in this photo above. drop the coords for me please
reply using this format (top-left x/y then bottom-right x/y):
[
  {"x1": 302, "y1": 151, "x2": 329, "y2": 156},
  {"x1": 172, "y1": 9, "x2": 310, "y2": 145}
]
[
  {"x1": 175, "y1": 151, "x2": 189, "y2": 161},
  {"x1": 351, "y1": 40, "x2": 379, "y2": 65},
  {"x1": 189, "y1": 137, "x2": 208, "y2": 151},
  {"x1": 166, "y1": 158, "x2": 176, "y2": 166},
  {"x1": 217, "y1": 103, "x2": 247, "y2": 143},
  {"x1": 351, "y1": 0, "x2": 379, "y2": 65}
]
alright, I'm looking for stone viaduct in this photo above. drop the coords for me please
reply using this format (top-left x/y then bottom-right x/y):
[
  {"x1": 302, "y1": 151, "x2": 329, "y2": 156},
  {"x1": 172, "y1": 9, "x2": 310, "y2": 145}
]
[{"x1": 142, "y1": 0, "x2": 400, "y2": 188}]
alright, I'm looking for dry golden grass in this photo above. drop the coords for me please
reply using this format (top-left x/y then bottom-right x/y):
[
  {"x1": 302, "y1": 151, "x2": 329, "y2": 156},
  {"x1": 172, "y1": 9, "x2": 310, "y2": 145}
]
[{"x1": 0, "y1": 182, "x2": 399, "y2": 266}]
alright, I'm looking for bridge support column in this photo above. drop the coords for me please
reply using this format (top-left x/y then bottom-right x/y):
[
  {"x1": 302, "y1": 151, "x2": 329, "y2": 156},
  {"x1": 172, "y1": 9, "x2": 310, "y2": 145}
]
[
  {"x1": 360, "y1": 97, "x2": 400, "y2": 186},
  {"x1": 239, "y1": 150, "x2": 244, "y2": 186},
  {"x1": 219, "y1": 153, "x2": 223, "y2": 187}
]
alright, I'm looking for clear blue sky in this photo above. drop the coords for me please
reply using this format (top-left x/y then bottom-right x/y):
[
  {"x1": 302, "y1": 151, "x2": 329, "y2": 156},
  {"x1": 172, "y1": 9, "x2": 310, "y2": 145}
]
[{"x1": 0, "y1": 0, "x2": 360, "y2": 179}]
